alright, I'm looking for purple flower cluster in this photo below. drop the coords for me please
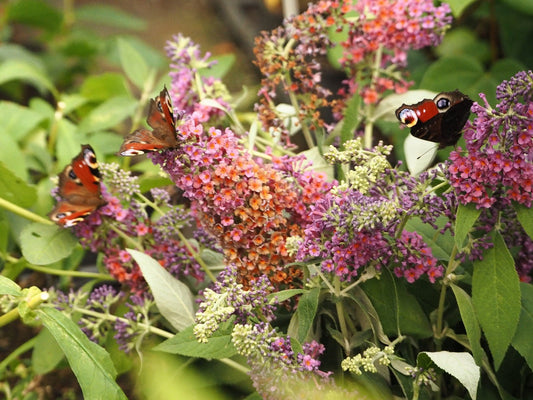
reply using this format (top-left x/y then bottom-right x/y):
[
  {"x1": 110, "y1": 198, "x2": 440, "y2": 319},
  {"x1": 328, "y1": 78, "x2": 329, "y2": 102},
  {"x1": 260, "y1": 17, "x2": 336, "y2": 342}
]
[
  {"x1": 165, "y1": 34, "x2": 230, "y2": 122},
  {"x1": 449, "y1": 70, "x2": 533, "y2": 208},
  {"x1": 298, "y1": 143, "x2": 447, "y2": 283}
]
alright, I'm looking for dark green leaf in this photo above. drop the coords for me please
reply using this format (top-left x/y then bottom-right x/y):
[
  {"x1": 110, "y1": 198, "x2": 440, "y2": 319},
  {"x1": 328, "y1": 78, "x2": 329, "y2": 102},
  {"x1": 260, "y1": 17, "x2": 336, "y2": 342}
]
[
  {"x1": 455, "y1": 203, "x2": 482, "y2": 250},
  {"x1": 7, "y1": 0, "x2": 62, "y2": 32},
  {"x1": 472, "y1": 232, "x2": 521, "y2": 369},
  {"x1": 501, "y1": 0, "x2": 533, "y2": 15},
  {"x1": 0, "y1": 161, "x2": 37, "y2": 208},
  {"x1": 513, "y1": 202, "x2": 533, "y2": 240},
  {"x1": 450, "y1": 284, "x2": 484, "y2": 365},
  {"x1": 154, "y1": 324, "x2": 236, "y2": 359},
  {"x1": 512, "y1": 283, "x2": 533, "y2": 371},
  {"x1": 20, "y1": 223, "x2": 78, "y2": 265},
  {"x1": 436, "y1": 28, "x2": 490, "y2": 63},
  {"x1": 268, "y1": 288, "x2": 304, "y2": 304},
  {"x1": 362, "y1": 272, "x2": 432, "y2": 338},
  {"x1": 445, "y1": 0, "x2": 478, "y2": 17},
  {"x1": 37, "y1": 307, "x2": 127, "y2": 400},
  {"x1": 293, "y1": 287, "x2": 320, "y2": 343}
]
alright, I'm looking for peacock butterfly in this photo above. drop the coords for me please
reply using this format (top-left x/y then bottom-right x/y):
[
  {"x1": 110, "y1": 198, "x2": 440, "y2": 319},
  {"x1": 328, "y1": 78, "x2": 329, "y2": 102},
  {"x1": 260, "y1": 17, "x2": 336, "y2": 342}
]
[
  {"x1": 49, "y1": 144, "x2": 106, "y2": 227},
  {"x1": 395, "y1": 90, "x2": 473, "y2": 148},
  {"x1": 118, "y1": 87, "x2": 178, "y2": 156}
]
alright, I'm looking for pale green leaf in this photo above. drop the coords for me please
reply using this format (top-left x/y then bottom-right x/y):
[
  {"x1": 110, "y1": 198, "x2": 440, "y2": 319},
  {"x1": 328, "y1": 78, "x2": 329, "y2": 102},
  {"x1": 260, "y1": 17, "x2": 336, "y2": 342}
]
[
  {"x1": 0, "y1": 275, "x2": 22, "y2": 296},
  {"x1": 37, "y1": 307, "x2": 127, "y2": 400},
  {"x1": 513, "y1": 202, "x2": 533, "y2": 240},
  {"x1": 418, "y1": 351, "x2": 480, "y2": 400},
  {"x1": 127, "y1": 249, "x2": 195, "y2": 331},
  {"x1": 0, "y1": 161, "x2": 36, "y2": 207},
  {"x1": 77, "y1": 96, "x2": 136, "y2": 135},
  {"x1": 455, "y1": 203, "x2": 482, "y2": 249},
  {"x1": 117, "y1": 38, "x2": 150, "y2": 89},
  {"x1": 20, "y1": 223, "x2": 78, "y2": 265},
  {"x1": 0, "y1": 60, "x2": 56, "y2": 96},
  {"x1": 0, "y1": 101, "x2": 46, "y2": 141},
  {"x1": 512, "y1": 283, "x2": 533, "y2": 371}
]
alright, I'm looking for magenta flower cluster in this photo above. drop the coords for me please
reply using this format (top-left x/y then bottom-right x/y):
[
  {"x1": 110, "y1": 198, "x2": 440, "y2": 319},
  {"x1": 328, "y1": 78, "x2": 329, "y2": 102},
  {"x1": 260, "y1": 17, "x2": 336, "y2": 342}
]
[{"x1": 449, "y1": 70, "x2": 533, "y2": 208}]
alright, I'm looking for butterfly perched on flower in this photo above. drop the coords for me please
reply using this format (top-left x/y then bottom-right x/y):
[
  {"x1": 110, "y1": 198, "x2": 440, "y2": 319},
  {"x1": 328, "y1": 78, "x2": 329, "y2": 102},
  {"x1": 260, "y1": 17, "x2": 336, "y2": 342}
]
[
  {"x1": 395, "y1": 90, "x2": 473, "y2": 175},
  {"x1": 118, "y1": 87, "x2": 178, "y2": 156},
  {"x1": 49, "y1": 145, "x2": 106, "y2": 227}
]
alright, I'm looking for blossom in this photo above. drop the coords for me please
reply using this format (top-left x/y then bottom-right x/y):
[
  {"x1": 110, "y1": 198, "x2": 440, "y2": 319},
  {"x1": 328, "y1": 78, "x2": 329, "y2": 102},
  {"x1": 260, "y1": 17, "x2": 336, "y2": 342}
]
[
  {"x1": 449, "y1": 70, "x2": 533, "y2": 209},
  {"x1": 298, "y1": 139, "x2": 446, "y2": 283},
  {"x1": 148, "y1": 115, "x2": 333, "y2": 288}
]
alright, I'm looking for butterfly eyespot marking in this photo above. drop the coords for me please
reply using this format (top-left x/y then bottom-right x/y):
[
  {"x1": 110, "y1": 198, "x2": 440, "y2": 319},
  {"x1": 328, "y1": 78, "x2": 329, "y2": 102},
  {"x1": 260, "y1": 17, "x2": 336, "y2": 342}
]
[
  {"x1": 434, "y1": 94, "x2": 452, "y2": 112},
  {"x1": 398, "y1": 108, "x2": 418, "y2": 127},
  {"x1": 67, "y1": 166, "x2": 79, "y2": 181}
]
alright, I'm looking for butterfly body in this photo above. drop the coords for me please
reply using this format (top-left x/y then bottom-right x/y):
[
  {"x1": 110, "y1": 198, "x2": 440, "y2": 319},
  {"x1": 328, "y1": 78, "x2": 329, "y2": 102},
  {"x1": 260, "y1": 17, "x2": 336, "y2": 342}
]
[
  {"x1": 118, "y1": 87, "x2": 177, "y2": 156},
  {"x1": 49, "y1": 145, "x2": 105, "y2": 227},
  {"x1": 395, "y1": 90, "x2": 473, "y2": 148}
]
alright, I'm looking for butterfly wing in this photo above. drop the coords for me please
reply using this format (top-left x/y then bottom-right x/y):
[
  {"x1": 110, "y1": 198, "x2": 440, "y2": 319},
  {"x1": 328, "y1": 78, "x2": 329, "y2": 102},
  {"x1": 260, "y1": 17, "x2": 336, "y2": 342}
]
[
  {"x1": 49, "y1": 145, "x2": 105, "y2": 227},
  {"x1": 119, "y1": 87, "x2": 177, "y2": 156},
  {"x1": 438, "y1": 93, "x2": 473, "y2": 147}
]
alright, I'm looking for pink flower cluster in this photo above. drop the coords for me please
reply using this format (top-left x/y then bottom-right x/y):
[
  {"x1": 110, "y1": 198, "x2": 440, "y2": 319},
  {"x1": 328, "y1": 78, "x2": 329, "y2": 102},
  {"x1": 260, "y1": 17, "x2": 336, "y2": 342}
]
[
  {"x1": 449, "y1": 71, "x2": 533, "y2": 208},
  {"x1": 149, "y1": 113, "x2": 333, "y2": 287}
]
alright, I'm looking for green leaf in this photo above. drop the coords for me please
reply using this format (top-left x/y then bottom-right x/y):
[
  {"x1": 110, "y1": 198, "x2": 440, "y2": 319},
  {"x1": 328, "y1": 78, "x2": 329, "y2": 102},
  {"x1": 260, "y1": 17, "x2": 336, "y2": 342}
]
[
  {"x1": 0, "y1": 161, "x2": 37, "y2": 208},
  {"x1": 0, "y1": 60, "x2": 56, "y2": 96},
  {"x1": 127, "y1": 249, "x2": 195, "y2": 331},
  {"x1": 20, "y1": 223, "x2": 78, "y2": 265},
  {"x1": 450, "y1": 284, "x2": 484, "y2": 365},
  {"x1": 0, "y1": 275, "x2": 22, "y2": 296},
  {"x1": 37, "y1": 307, "x2": 127, "y2": 400},
  {"x1": 301, "y1": 147, "x2": 335, "y2": 181},
  {"x1": 76, "y1": 4, "x2": 146, "y2": 30},
  {"x1": 420, "y1": 55, "x2": 483, "y2": 94},
  {"x1": 455, "y1": 203, "x2": 482, "y2": 250},
  {"x1": 80, "y1": 73, "x2": 131, "y2": 102},
  {"x1": 0, "y1": 101, "x2": 46, "y2": 141},
  {"x1": 501, "y1": 0, "x2": 533, "y2": 15},
  {"x1": 268, "y1": 289, "x2": 304, "y2": 304},
  {"x1": 405, "y1": 216, "x2": 454, "y2": 260},
  {"x1": 472, "y1": 232, "x2": 521, "y2": 369},
  {"x1": 445, "y1": 0, "x2": 477, "y2": 17},
  {"x1": 417, "y1": 351, "x2": 480, "y2": 400},
  {"x1": 513, "y1": 202, "x2": 533, "y2": 240},
  {"x1": 362, "y1": 272, "x2": 432, "y2": 338},
  {"x1": 340, "y1": 93, "x2": 361, "y2": 145},
  {"x1": 154, "y1": 324, "x2": 236, "y2": 359},
  {"x1": 7, "y1": 0, "x2": 62, "y2": 32},
  {"x1": 77, "y1": 96, "x2": 137, "y2": 135},
  {"x1": 436, "y1": 27, "x2": 490, "y2": 63},
  {"x1": 291, "y1": 287, "x2": 320, "y2": 344},
  {"x1": 32, "y1": 328, "x2": 64, "y2": 374},
  {"x1": 198, "y1": 54, "x2": 235, "y2": 79},
  {"x1": 117, "y1": 38, "x2": 150, "y2": 89},
  {"x1": 512, "y1": 283, "x2": 533, "y2": 371},
  {"x1": 0, "y1": 135, "x2": 27, "y2": 180}
]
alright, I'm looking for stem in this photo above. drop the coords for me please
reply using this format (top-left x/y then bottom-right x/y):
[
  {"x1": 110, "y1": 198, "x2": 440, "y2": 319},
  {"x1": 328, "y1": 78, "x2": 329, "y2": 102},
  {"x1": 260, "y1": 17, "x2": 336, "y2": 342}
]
[
  {"x1": 285, "y1": 78, "x2": 314, "y2": 148},
  {"x1": 5, "y1": 254, "x2": 112, "y2": 280},
  {"x1": 0, "y1": 337, "x2": 37, "y2": 372},
  {"x1": 363, "y1": 45, "x2": 383, "y2": 149},
  {"x1": 0, "y1": 292, "x2": 49, "y2": 328},
  {"x1": 219, "y1": 357, "x2": 250, "y2": 374},
  {"x1": 334, "y1": 277, "x2": 351, "y2": 355},
  {"x1": 109, "y1": 225, "x2": 144, "y2": 251},
  {"x1": 48, "y1": 100, "x2": 65, "y2": 155},
  {"x1": 0, "y1": 197, "x2": 53, "y2": 225},
  {"x1": 435, "y1": 245, "x2": 459, "y2": 348}
]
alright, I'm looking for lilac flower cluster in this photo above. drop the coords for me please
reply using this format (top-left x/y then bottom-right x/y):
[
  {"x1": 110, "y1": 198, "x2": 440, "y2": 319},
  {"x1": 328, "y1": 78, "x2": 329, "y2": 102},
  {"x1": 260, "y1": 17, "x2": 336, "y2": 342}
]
[
  {"x1": 449, "y1": 70, "x2": 533, "y2": 208},
  {"x1": 165, "y1": 34, "x2": 230, "y2": 122},
  {"x1": 297, "y1": 139, "x2": 446, "y2": 283},
  {"x1": 231, "y1": 322, "x2": 331, "y2": 400},
  {"x1": 193, "y1": 265, "x2": 275, "y2": 343}
]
